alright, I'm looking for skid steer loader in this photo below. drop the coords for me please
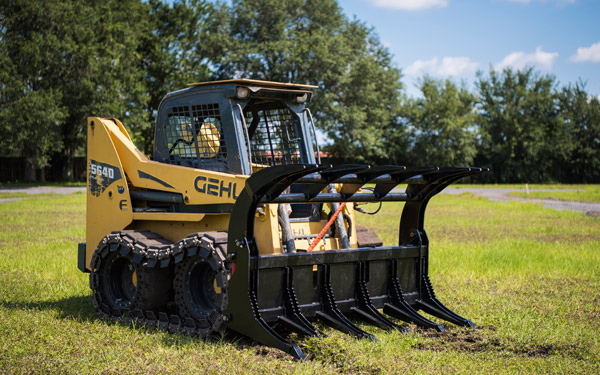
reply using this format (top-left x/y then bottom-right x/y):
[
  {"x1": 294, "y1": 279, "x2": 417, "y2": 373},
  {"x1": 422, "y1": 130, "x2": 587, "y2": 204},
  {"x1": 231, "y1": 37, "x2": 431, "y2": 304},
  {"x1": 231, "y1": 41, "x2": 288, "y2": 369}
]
[{"x1": 78, "y1": 79, "x2": 485, "y2": 359}]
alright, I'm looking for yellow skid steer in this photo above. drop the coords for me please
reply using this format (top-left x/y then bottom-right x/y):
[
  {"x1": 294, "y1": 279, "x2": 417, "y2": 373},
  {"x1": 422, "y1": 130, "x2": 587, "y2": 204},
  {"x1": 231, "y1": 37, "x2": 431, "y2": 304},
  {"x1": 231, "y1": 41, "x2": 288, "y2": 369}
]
[{"x1": 78, "y1": 79, "x2": 485, "y2": 359}]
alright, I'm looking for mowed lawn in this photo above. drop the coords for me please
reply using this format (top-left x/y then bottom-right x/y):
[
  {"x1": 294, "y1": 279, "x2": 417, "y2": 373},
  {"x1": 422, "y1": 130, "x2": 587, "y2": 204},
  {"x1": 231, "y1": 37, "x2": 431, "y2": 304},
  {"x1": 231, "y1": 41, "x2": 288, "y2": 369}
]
[{"x1": 0, "y1": 190, "x2": 598, "y2": 374}]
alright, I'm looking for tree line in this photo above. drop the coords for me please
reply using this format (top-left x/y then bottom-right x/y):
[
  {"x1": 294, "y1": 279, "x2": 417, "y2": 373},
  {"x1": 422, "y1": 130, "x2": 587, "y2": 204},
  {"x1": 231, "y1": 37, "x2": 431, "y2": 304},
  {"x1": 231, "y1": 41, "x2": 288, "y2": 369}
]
[{"x1": 1, "y1": 0, "x2": 598, "y2": 183}]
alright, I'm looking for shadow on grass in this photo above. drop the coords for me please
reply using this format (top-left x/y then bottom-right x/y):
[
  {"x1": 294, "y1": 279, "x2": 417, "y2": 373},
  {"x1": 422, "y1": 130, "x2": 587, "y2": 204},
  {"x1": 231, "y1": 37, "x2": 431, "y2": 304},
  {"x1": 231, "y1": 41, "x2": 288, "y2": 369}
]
[
  {"x1": 1, "y1": 294, "x2": 98, "y2": 322},
  {"x1": 1, "y1": 294, "x2": 296, "y2": 359}
]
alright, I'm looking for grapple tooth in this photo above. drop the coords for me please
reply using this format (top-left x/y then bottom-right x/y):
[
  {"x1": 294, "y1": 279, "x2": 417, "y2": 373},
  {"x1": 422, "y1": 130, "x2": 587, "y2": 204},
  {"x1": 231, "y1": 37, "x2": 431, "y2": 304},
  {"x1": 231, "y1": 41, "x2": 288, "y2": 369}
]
[
  {"x1": 416, "y1": 275, "x2": 476, "y2": 328},
  {"x1": 341, "y1": 165, "x2": 407, "y2": 197},
  {"x1": 276, "y1": 267, "x2": 319, "y2": 337},
  {"x1": 384, "y1": 259, "x2": 445, "y2": 331},
  {"x1": 277, "y1": 316, "x2": 317, "y2": 337},
  {"x1": 303, "y1": 164, "x2": 370, "y2": 198},
  {"x1": 351, "y1": 262, "x2": 408, "y2": 332},
  {"x1": 373, "y1": 166, "x2": 439, "y2": 197},
  {"x1": 315, "y1": 264, "x2": 376, "y2": 340},
  {"x1": 383, "y1": 301, "x2": 444, "y2": 332}
]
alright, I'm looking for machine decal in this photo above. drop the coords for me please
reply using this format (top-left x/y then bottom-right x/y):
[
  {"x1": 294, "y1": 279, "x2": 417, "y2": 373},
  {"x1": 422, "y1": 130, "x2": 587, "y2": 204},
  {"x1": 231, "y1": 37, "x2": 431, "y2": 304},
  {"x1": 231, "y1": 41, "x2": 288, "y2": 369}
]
[
  {"x1": 89, "y1": 160, "x2": 122, "y2": 197},
  {"x1": 194, "y1": 176, "x2": 239, "y2": 199},
  {"x1": 119, "y1": 200, "x2": 128, "y2": 211},
  {"x1": 138, "y1": 170, "x2": 175, "y2": 189}
]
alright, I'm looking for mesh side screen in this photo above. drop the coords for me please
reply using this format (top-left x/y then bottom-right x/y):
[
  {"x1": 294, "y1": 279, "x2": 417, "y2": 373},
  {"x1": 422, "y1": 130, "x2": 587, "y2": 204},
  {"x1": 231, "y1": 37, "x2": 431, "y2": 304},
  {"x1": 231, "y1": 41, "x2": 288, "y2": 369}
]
[
  {"x1": 166, "y1": 106, "x2": 195, "y2": 165},
  {"x1": 165, "y1": 104, "x2": 229, "y2": 172},
  {"x1": 246, "y1": 108, "x2": 302, "y2": 167},
  {"x1": 191, "y1": 103, "x2": 229, "y2": 172}
]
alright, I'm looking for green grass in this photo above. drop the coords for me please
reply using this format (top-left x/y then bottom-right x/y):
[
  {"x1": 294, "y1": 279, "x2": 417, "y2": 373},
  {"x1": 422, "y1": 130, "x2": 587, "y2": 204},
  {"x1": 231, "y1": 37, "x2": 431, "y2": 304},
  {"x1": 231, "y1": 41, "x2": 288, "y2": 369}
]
[
  {"x1": 509, "y1": 186, "x2": 600, "y2": 202},
  {"x1": 1, "y1": 192, "x2": 599, "y2": 374},
  {"x1": 452, "y1": 183, "x2": 599, "y2": 190}
]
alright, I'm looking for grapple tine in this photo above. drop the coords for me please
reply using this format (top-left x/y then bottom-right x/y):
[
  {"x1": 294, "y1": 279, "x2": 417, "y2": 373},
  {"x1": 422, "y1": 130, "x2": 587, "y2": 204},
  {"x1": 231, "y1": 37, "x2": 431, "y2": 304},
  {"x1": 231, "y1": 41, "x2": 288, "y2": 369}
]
[
  {"x1": 341, "y1": 165, "x2": 407, "y2": 197},
  {"x1": 264, "y1": 164, "x2": 330, "y2": 200},
  {"x1": 383, "y1": 260, "x2": 444, "y2": 331},
  {"x1": 303, "y1": 164, "x2": 371, "y2": 199},
  {"x1": 416, "y1": 275, "x2": 476, "y2": 328},
  {"x1": 316, "y1": 264, "x2": 376, "y2": 341},
  {"x1": 277, "y1": 316, "x2": 318, "y2": 337},
  {"x1": 226, "y1": 165, "x2": 328, "y2": 361},
  {"x1": 396, "y1": 167, "x2": 485, "y2": 331},
  {"x1": 277, "y1": 267, "x2": 320, "y2": 337},
  {"x1": 373, "y1": 167, "x2": 439, "y2": 197},
  {"x1": 351, "y1": 261, "x2": 408, "y2": 332}
]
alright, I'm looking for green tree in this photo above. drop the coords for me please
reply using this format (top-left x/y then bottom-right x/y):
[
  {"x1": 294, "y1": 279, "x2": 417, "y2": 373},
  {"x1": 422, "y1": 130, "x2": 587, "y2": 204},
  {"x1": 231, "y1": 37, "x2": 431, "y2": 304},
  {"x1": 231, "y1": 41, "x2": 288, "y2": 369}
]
[
  {"x1": 0, "y1": 0, "x2": 150, "y2": 180},
  {"x1": 557, "y1": 82, "x2": 600, "y2": 183},
  {"x1": 138, "y1": 0, "x2": 218, "y2": 153},
  {"x1": 476, "y1": 68, "x2": 568, "y2": 183},
  {"x1": 393, "y1": 77, "x2": 478, "y2": 167},
  {"x1": 214, "y1": 0, "x2": 403, "y2": 162},
  {"x1": 0, "y1": 54, "x2": 65, "y2": 181}
]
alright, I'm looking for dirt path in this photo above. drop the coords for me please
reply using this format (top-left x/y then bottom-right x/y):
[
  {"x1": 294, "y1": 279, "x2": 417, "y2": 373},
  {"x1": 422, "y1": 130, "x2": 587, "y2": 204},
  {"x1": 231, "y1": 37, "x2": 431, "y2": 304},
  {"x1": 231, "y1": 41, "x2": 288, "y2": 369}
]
[
  {"x1": 442, "y1": 188, "x2": 600, "y2": 216},
  {"x1": 0, "y1": 186, "x2": 85, "y2": 203}
]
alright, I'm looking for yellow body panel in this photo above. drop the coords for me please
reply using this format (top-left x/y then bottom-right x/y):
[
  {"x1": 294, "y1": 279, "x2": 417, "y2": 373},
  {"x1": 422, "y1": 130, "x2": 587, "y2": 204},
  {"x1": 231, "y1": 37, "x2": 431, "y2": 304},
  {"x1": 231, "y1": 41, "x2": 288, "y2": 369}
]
[
  {"x1": 85, "y1": 117, "x2": 358, "y2": 270},
  {"x1": 86, "y1": 119, "x2": 133, "y2": 268}
]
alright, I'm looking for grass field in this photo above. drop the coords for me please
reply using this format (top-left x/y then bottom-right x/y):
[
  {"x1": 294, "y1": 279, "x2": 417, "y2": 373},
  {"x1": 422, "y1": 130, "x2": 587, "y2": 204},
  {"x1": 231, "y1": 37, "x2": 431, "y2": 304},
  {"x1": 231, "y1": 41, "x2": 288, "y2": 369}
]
[{"x1": 0, "y1": 190, "x2": 599, "y2": 374}]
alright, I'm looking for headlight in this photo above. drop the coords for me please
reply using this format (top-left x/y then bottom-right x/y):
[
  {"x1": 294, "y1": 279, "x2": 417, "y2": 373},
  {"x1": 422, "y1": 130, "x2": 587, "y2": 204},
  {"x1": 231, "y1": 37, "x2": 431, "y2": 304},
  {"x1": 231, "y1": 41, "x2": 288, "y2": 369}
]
[
  {"x1": 296, "y1": 93, "x2": 309, "y2": 103},
  {"x1": 235, "y1": 86, "x2": 251, "y2": 99}
]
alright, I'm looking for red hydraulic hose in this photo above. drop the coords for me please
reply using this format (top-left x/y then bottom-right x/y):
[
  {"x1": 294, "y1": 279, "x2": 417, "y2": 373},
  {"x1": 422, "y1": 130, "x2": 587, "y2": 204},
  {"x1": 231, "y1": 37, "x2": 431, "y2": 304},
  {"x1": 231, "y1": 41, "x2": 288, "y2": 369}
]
[{"x1": 307, "y1": 202, "x2": 346, "y2": 252}]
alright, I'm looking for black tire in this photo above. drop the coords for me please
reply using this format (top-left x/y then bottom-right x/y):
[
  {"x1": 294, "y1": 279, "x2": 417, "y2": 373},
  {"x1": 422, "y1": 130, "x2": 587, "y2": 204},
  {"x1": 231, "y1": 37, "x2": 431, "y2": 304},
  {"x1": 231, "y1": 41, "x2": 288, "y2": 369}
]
[
  {"x1": 173, "y1": 234, "x2": 228, "y2": 335},
  {"x1": 90, "y1": 245, "x2": 172, "y2": 315}
]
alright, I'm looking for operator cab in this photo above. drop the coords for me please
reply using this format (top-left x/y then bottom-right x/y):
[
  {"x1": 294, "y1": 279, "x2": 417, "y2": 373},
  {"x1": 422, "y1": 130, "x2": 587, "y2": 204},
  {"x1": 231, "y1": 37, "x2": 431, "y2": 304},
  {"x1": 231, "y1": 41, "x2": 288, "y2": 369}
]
[{"x1": 153, "y1": 79, "x2": 320, "y2": 176}]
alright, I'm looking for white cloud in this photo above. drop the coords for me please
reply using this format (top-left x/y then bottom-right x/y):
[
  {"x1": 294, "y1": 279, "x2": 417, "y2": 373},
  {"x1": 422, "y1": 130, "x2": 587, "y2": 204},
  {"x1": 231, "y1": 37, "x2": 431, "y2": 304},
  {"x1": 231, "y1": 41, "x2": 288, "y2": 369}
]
[
  {"x1": 405, "y1": 56, "x2": 479, "y2": 77},
  {"x1": 369, "y1": 0, "x2": 448, "y2": 11},
  {"x1": 570, "y1": 42, "x2": 600, "y2": 63},
  {"x1": 494, "y1": 46, "x2": 558, "y2": 71}
]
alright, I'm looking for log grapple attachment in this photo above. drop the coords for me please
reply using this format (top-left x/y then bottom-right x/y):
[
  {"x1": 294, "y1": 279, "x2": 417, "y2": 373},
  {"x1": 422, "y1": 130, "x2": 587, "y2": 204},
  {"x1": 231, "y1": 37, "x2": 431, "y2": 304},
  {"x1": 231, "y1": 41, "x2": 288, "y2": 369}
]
[{"x1": 224, "y1": 164, "x2": 486, "y2": 359}]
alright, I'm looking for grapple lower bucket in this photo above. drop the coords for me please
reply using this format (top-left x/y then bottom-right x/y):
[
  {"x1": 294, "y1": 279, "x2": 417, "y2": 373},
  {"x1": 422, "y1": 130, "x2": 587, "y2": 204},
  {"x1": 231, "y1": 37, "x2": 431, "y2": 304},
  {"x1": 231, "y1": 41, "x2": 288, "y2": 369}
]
[{"x1": 224, "y1": 164, "x2": 486, "y2": 359}]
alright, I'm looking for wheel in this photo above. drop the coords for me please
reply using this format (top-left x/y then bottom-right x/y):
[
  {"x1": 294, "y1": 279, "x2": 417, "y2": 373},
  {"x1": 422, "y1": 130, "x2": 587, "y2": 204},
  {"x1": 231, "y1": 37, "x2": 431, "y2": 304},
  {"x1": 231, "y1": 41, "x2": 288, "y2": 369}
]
[
  {"x1": 173, "y1": 237, "x2": 228, "y2": 335},
  {"x1": 102, "y1": 252, "x2": 137, "y2": 309},
  {"x1": 90, "y1": 246, "x2": 172, "y2": 314}
]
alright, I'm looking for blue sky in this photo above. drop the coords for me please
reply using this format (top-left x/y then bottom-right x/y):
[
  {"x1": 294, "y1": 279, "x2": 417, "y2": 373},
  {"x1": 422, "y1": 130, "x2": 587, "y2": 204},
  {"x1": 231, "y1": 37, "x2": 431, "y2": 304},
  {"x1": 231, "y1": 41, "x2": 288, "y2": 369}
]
[{"x1": 336, "y1": 0, "x2": 600, "y2": 98}]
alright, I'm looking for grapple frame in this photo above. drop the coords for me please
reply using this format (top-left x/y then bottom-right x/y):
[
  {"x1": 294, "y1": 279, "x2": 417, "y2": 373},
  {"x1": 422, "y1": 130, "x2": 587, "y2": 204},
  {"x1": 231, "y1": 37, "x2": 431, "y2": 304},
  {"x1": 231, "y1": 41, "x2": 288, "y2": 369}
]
[{"x1": 224, "y1": 164, "x2": 486, "y2": 359}]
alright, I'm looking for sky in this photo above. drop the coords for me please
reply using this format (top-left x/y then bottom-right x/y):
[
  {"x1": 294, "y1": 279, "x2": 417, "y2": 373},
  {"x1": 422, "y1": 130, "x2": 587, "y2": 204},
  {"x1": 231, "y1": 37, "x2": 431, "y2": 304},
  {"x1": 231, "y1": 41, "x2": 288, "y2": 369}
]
[{"x1": 336, "y1": 0, "x2": 600, "y2": 98}]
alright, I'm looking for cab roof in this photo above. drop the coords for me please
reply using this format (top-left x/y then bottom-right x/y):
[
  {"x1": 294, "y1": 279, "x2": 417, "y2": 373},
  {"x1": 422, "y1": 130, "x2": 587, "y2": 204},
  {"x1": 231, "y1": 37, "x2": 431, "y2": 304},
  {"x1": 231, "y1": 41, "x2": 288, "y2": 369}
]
[{"x1": 187, "y1": 79, "x2": 318, "y2": 90}]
